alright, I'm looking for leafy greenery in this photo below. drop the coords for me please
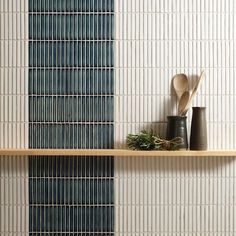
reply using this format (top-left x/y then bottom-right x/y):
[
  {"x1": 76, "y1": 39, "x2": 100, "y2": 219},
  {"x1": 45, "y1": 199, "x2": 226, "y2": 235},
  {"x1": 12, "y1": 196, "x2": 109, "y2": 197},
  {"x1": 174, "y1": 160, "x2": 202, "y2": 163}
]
[
  {"x1": 127, "y1": 130, "x2": 183, "y2": 151},
  {"x1": 127, "y1": 130, "x2": 156, "y2": 150}
]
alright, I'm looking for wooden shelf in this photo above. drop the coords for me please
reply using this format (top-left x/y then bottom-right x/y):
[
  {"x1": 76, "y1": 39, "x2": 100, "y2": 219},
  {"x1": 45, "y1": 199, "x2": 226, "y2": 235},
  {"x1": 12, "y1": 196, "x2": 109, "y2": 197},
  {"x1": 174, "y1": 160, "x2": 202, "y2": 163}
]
[{"x1": 0, "y1": 149, "x2": 236, "y2": 157}]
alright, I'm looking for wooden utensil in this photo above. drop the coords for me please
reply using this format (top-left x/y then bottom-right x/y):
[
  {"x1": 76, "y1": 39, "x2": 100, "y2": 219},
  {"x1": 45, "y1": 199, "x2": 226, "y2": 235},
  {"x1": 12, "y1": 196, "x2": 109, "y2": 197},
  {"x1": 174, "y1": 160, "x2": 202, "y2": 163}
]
[
  {"x1": 181, "y1": 71, "x2": 205, "y2": 115},
  {"x1": 178, "y1": 91, "x2": 190, "y2": 115},
  {"x1": 172, "y1": 74, "x2": 189, "y2": 100}
]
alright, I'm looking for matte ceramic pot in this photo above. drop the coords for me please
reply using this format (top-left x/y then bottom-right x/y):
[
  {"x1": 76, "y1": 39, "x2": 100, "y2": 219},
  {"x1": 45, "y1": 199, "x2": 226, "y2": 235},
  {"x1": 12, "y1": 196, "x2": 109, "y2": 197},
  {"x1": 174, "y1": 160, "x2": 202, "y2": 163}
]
[
  {"x1": 190, "y1": 107, "x2": 207, "y2": 150},
  {"x1": 166, "y1": 116, "x2": 188, "y2": 150}
]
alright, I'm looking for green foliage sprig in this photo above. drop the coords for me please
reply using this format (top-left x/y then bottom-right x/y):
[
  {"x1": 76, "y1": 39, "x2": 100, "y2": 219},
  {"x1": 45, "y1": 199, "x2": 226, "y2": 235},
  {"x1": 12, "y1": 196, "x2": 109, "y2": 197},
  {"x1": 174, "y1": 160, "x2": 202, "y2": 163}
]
[
  {"x1": 127, "y1": 130, "x2": 156, "y2": 150},
  {"x1": 127, "y1": 130, "x2": 183, "y2": 151}
]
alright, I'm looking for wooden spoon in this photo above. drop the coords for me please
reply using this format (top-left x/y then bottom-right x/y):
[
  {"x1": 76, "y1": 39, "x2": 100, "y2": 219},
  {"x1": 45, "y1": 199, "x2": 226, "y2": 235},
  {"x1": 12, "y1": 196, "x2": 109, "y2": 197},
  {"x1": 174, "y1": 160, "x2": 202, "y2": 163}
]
[
  {"x1": 172, "y1": 74, "x2": 189, "y2": 100},
  {"x1": 181, "y1": 71, "x2": 205, "y2": 115},
  {"x1": 178, "y1": 91, "x2": 190, "y2": 115}
]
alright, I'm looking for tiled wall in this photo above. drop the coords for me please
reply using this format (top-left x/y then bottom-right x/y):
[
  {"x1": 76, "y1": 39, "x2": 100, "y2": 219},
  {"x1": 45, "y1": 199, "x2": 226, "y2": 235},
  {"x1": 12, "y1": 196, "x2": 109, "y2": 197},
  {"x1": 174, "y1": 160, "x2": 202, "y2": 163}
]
[
  {"x1": 29, "y1": 156, "x2": 114, "y2": 235},
  {"x1": 114, "y1": 0, "x2": 236, "y2": 235},
  {"x1": 1, "y1": 0, "x2": 236, "y2": 235},
  {"x1": 0, "y1": 1, "x2": 29, "y2": 235},
  {"x1": 0, "y1": 0, "x2": 28, "y2": 148},
  {"x1": 0, "y1": 0, "x2": 115, "y2": 235},
  {"x1": 0, "y1": 156, "x2": 29, "y2": 235},
  {"x1": 115, "y1": 156, "x2": 236, "y2": 235},
  {"x1": 28, "y1": 0, "x2": 114, "y2": 149},
  {"x1": 28, "y1": 0, "x2": 114, "y2": 235},
  {"x1": 115, "y1": 0, "x2": 236, "y2": 148}
]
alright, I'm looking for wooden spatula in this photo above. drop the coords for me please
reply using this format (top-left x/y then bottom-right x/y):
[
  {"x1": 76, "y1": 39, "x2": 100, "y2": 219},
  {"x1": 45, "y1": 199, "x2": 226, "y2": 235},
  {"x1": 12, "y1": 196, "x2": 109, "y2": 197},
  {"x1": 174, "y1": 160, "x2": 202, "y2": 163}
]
[{"x1": 181, "y1": 71, "x2": 205, "y2": 116}]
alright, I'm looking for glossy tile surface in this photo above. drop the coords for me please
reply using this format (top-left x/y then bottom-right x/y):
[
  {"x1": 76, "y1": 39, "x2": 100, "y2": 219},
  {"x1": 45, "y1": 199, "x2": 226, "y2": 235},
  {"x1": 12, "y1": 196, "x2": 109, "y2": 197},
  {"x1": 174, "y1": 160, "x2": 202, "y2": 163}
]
[
  {"x1": 28, "y1": 0, "x2": 114, "y2": 234},
  {"x1": 29, "y1": 156, "x2": 114, "y2": 233},
  {"x1": 29, "y1": 0, "x2": 115, "y2": 12},
  {"x1": 114, "y1": 0, "x2": 236, "y2": 235},
  {"x1": 29, "y1": 2, "x2": 114, "y2": 149}
]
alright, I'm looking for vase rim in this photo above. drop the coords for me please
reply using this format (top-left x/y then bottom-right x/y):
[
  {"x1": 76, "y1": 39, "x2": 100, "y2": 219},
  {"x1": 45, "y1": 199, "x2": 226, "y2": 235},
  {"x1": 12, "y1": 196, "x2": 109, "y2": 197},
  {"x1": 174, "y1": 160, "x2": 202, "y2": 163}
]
[
  {"x1": 192, "y1": 106, "x2": 206, "y2": 109},
  {"x1": 167, "y1": 115, "x2": 187, "y2": 119}
]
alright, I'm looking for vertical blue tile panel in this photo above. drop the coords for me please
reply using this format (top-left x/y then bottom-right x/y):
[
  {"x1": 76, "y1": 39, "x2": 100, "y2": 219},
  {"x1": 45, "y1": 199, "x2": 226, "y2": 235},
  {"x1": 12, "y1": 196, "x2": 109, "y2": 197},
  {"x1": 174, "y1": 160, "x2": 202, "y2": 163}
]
[
  {"x1": 29, "y1": 156, "x2": 114, "y2": 234},
  {"x1": 29, "y1": 14, "x2": 115, "y2": 40},
  {"x1": 29, "y1": 0, "x2": 114, "y2": 234},
  {"x1": 29, "y1": 0, "x2": 115, "y2": 12}
]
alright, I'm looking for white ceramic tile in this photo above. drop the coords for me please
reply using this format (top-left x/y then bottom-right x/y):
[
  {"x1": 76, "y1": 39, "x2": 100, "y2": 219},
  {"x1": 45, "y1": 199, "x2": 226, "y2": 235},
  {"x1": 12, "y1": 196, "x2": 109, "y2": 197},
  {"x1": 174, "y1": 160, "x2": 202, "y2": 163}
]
[
  {"x1": 115, "y1": 157, "x2": 236, "y2": 235},
  {"x1": 0, "y1": 1, "x2": 29, "y2": 235},
  {"x1": 0, "y1": 156, "x2": 29, "y2": 235},
  {"x1": 115, "y1": 0, "x2": 236, "y2": 149},
  {"x1": 0, "y1": 2, "x2": 28, "y2": 149}
]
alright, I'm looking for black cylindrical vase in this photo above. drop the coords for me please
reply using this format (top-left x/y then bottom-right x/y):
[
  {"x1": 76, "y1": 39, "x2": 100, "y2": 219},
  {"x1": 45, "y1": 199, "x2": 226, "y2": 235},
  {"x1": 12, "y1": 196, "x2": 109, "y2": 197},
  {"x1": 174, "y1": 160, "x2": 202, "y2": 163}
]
[
  {"x1": 190, "y1": 107, "x2": 207, "y2": 150},
  {"x1": 166, "y1": 116, "x2": 188, "y2": 150}
]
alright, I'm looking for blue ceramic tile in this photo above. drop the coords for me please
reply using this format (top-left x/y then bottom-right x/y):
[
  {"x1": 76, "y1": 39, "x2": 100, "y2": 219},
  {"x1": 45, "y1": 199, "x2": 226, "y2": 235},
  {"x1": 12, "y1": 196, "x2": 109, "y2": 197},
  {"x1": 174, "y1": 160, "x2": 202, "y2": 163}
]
[
  {"x1": 29, "y1": 234, "x2": 114, "y2": 236},
  {"x1": 30, "y1": 234, "x2": 113, "y2": 236},
  {"x1": 29, "y1": 0, "x2": 114, "y2": 234},
  {"x1": 29, "y1": 156, "x2": 115, "y2": 213},
  {"x1": 29, "y1": 0, "x2": 115, "y2": 12},
  {"x1": 29, "y1": 95, "x2": 114, "y2": 122},
  {"x1": 29, "y1": 124, "x2": 114, "y2": 149},
  {"x1": 29, "y1": 206, "x2": 114, "y2": 232},
  {"x1": 29, "y1": 178, "x2": 114, "y2": 205},
  {"x1": 29, "y1": 14, "x2": 114, "y2": 40},
  {"x1": 29, "y1": 41, "x2": 114, "y2": 67}
]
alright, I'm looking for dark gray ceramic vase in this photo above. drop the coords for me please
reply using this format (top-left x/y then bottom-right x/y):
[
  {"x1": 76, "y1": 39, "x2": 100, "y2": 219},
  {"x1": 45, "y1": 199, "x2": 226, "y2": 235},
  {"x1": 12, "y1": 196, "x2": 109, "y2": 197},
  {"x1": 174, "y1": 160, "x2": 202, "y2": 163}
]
[
  {"x1": 166, "y1": 116, "x2": 188, "y2": 150},
  {"x1": 190, "y1": 107, "x2": 207, "y2": 150}
]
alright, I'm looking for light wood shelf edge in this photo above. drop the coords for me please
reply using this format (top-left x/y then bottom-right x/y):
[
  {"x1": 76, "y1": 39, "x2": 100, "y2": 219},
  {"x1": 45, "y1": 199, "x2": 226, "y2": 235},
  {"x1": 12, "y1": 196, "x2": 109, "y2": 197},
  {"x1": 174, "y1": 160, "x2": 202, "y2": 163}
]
[{"x1": 0, "y1": 149, "x2": 236, "y2": 157}]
